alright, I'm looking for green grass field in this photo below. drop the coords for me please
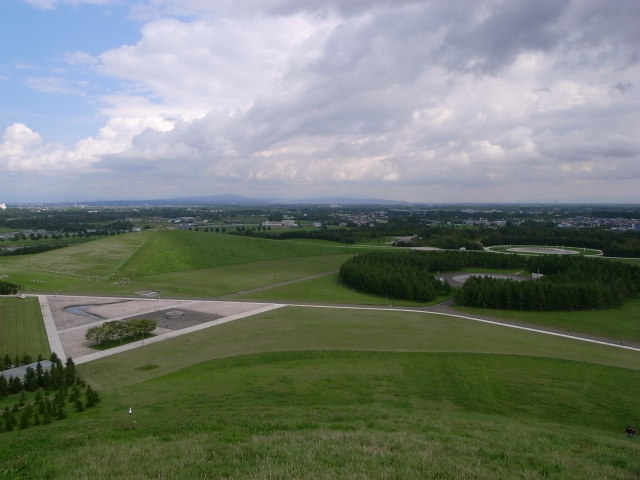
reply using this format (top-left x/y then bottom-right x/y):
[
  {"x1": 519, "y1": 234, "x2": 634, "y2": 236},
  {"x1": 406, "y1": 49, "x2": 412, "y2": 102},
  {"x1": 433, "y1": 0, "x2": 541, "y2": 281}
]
[
  {"x1": 78, "y1": 307, "x2": 640, "y2": 389},
  {"x1": 2, "y1": 231, "x2": 640, "y2": 479},
  {"x1": 0, "y1": 296, "x2": 49, "y2": 357},
  {"x1": 242, "y1": 271, "x2": 449, "y2": 306},
  {"x1": 118, "y1": 229, "x2": 357, "y2": 277},
  {"x1": 456, "y1": 298, "x2": 640, "y2": 345},
  {"x1": 1, "y1": 230, "x2": 154, "y2": 278},
  {"x1": 2, "y1": 307, "x2": 640, "y2": 479}
]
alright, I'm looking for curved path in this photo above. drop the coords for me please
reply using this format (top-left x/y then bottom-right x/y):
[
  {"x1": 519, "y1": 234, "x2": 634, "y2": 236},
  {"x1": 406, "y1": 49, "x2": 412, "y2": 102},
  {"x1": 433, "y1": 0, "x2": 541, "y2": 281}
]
[{"x1": 36, "y1": 289, "x2": 640, "y2": 367}]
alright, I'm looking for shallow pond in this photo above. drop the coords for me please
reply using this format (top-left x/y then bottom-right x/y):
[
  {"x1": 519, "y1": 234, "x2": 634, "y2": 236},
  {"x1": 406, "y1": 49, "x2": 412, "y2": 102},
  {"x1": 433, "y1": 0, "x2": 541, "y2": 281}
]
[{"x1": 63, "y1": 305, "x2": 105, "y2": 321}]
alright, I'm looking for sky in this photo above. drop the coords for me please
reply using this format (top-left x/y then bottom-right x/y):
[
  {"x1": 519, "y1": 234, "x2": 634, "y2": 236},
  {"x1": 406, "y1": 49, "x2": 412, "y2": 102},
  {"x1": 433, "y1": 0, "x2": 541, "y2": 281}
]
[{"x1": 0, "y1": 0, "x2": 639, "y2": 204}]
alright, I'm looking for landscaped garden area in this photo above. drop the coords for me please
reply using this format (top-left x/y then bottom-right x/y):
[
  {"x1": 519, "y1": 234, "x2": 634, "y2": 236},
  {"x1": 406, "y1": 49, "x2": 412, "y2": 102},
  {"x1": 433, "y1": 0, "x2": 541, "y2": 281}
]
[{"x1": 0, "y1": 229, "x2": 638, "y2": 479}]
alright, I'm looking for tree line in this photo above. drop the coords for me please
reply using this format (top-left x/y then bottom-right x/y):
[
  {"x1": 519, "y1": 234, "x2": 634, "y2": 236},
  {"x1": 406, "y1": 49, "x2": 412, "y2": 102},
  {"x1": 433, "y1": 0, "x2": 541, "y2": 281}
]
[
  {"x1": 85, "y1": 318, "x2": 156, "y2": 345},
  {"x1": 482, "y1": 224, "x2": 640, "y2": 257},
  {"x1": 0, "y1": 281, "x2": 20, "y2": 295},
  {"x1": 339, "y1": 251, "x2": 453, "y2": 302},
  {"x1": 455, "y1": 255, "x2": 640, "y2": 311},
  {"x1": 339, "y1": 250, "x2": 640, "y2": 310},
  {"x1": 0, "y1": 244, "x2": 67, "y2": 257},
  {"x1": 348, "y1": 221, "x2": 640, "y2": 258},
  {"x1": 455, "y1": 275, "x2": 624, "y2": 311},
  {"x1": 1, "y1": 353, "x2": 100, "y2": 433},
  {"x1": 0, "y1": 353, "x2": 41, "y2": 371}
]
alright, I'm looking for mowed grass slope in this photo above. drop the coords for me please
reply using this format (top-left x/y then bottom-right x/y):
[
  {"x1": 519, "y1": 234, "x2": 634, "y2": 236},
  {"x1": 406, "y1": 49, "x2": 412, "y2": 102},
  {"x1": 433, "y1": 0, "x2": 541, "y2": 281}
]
[
  {"x1": 3, "y1": 307, "x2": 639, "y2": 479},
  {"x1": 137, "y1": 255, "x2": 351, "y2": 297},
  {"x1": 119, "y1": 229, "x2": 358, "y2": 277},
  {"x1": 79, "y1": 307, "x2": 640, "y2": 389},
  {"x1": 456, "y1": 298, "x2": 640, "y2": 345},
  {"x1": 0, "y1": 230, "x2": 361, "y2": 297},
  {"x1": 0, "y1": 296, "x2": 49, "y2": 357},
  {"x1": 0, "y1": 230, "x2": 155, "y2": 278},
  {"x1": 2, "y1": 232, "x2": 640, "y2": 479}
]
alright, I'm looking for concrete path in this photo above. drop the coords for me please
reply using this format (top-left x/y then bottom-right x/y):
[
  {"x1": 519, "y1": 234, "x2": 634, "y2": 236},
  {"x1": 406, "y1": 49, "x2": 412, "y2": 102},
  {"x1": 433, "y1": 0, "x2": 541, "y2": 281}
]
[
  {"x1": 72, "y1": 302, "x2": 285, "y2": 364},
  {"x1": 38, "y1": 295, "x2": 66, "y2": 360},
  {"x1": 36, "y1": 292, "x2": 640, "y2": 368}
]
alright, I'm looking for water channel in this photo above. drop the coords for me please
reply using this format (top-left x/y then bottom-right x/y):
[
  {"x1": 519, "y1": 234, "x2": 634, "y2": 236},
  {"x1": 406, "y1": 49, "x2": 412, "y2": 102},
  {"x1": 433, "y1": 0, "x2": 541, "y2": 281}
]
[{"x1": 63, "y1": 305, "x2": 105, "y2": 321}]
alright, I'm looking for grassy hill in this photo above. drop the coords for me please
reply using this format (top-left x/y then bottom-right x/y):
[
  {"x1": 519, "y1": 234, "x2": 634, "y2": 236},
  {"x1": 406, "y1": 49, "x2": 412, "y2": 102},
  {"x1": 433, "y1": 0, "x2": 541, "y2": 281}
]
[
  {"x1": 2, "y1": 307, "x2": 640, "y2": 479},
  {"x1": 118, "y1": 229, "x2": 358, "y2": 277},
  {"x1": 1, "y1": 233, "x2": 640, "y2": 479},
  {"x1": 0, "y1": 230, "x2": 360, "y2": 297}
]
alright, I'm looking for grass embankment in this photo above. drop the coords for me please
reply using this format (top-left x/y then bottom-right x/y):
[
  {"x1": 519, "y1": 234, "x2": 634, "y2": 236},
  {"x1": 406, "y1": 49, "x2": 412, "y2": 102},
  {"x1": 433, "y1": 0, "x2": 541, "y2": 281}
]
[
  {"x1": 241, "y1": 272, "x2": 446, "y2": 307},
  {"x1": 135, "y1": 255, "x2": 352, "y2": 298},
  {"x1": 79, "y1": 307, "x2": 640, "y2": 389},
  {"x1": 0, "y1": 230, "x2": 362, "y2": 297},
  {"x1": 456, "y1": 298, "x2": 640, "y2": 345},
  {"x1": 118, "y1": 229, "x2": 358, "y2": 277},
  {"x1": 0, "y1": 296, "x2": 49, "y2": 357},
  {"x1": 1, "y1": 231, "x2": 639, "y2": 343},
  {"x1": 2, "y1": 306, "x2": 639, "y2": 479},
  {"x1": 0, "y1": 230, "x2": 154, "y2": 279}
]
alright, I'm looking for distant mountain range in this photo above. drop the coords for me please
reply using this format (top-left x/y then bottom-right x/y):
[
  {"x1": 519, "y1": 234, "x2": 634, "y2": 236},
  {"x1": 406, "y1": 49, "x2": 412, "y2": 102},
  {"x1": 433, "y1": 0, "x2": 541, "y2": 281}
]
[{"x1": 72, "y1": 194, "x2": 410, "y2": 207}]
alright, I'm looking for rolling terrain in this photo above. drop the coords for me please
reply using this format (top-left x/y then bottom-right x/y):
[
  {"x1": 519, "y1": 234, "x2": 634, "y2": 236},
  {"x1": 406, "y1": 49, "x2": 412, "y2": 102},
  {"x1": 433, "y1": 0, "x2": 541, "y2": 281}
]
[{"x1": 0, "y1": 230, "x2": 639, "y2": 479}]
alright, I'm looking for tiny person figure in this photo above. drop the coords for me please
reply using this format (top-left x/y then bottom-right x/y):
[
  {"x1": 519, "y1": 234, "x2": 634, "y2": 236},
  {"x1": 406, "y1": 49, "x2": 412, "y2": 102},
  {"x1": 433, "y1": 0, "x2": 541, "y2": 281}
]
[
  {"x1": 632, "y1": 427, "x2": 636, "y2": 439},
  {"x1": 129, "y1": 407, "x2": 133, "y2": 415}
]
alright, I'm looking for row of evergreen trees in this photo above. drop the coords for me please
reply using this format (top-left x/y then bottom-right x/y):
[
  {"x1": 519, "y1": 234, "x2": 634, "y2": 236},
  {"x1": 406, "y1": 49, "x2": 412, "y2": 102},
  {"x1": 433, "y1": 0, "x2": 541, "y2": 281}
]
[
  {"x1": 0, "y1": 355, "x2": 76, "y2": 398},
  {"x1": 0, "y1": 353, "x2": 40, "y2": 372},
  {"x1": 484, "y1": 225, "x2": 640, "y2": 258},
  {"x1": 339, "y1": 250, "x2": 640, "y2": 309},
  {"x1": 0, "y1": 244, "x2": 67, "y2": 257},
  {"x1": 339, "y1": 251, "x2": 453, "y2": 302},
  {"x1": 0, "y1": 353, "x2": 100, "y2": 433},
  {"x1": 455, "y1": 275, "x2": 625, "y2": 311},
  {"x1": 456, "y1": 255, "x2": 640, "y2": 311}
]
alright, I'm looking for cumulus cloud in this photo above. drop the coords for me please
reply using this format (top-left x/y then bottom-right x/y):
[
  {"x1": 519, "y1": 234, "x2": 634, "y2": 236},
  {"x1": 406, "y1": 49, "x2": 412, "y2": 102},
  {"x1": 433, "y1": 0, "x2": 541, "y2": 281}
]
[
  {"x1": 7, "y1": 0, "x2": 640, "y2": 202},
  {"x1": 21, "y1": 0, "x2": 110, "y2": 9},
  {"x1": 23, "y1": 76, "x2": 88, "y2": 95}
]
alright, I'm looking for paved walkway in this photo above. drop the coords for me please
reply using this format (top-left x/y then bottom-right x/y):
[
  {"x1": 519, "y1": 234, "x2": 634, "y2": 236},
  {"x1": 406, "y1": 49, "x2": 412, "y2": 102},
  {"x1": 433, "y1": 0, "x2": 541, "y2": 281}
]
[
  {"x1": 38, "y1": 295, "x2": 66, "y2": 360},
  {"x1": 36, "y1": 293, "x2": 640, "y2": 367},
  {"x1": 73, "y1": 302, "x2": 285, "y2": 365}
]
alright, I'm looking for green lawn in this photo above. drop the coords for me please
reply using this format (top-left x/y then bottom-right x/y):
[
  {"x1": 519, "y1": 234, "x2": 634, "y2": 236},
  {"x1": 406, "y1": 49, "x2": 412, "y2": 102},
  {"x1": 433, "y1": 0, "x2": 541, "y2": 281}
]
[
  {"x1": 456, "y1": 298, "x2": 640, "y2": 344},
  {"x1": 118, "y1": 230, "x2": 357, "y2": 277},
  {"x1": 0, "y1": 296, "x2": 49, "y2": 357},
  {"x1": 3, "y1": 350, "x2": 640, "y2": 479},
  {"x1": 79, "y1": 306, "x2": 640, "y2": 390},
  {"x1": 0, "y1": 230, "x2": 154, "y2": 279},
  {"x1": 1, "y1": 284, "x2": 639, "y2": 478},
  {"x1": 134, "y1": 254, "x2": 353, "y2": 298},
  {"x1": 241, "y1": 271, "x2": 443, "y2": 306}
]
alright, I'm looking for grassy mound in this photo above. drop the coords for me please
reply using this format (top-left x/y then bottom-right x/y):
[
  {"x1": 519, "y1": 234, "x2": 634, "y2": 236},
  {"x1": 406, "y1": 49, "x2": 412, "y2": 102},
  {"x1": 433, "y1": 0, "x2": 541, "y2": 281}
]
[
  {"x1": 1, "y1": 231, "x2": 154, "y2": 278},
  {"x1": 119, "y1": 229, "x2": 357, "y2": 277},
  {"x1": 77, "y1": 306, "x2": 640, "y2": 390},
  {"x1": 2, "y1": 351, "x2": 639, "y2": 479}
]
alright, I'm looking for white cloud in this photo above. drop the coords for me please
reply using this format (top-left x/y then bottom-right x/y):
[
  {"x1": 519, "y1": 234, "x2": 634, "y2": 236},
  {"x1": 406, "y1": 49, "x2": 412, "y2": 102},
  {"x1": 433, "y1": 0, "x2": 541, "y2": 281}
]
[
  {"x1": 21, "y1": 0, "x2": 110, "y2": 9},
  {"x1": 5, "y1": 0, "x2": 640, "y2": 202},
  {"x1": 23, "y1": 76, "x2": 88, "y2": 95},
  {"x1": 64, "y1": 51, "x2": 100, "y2": 65}
]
